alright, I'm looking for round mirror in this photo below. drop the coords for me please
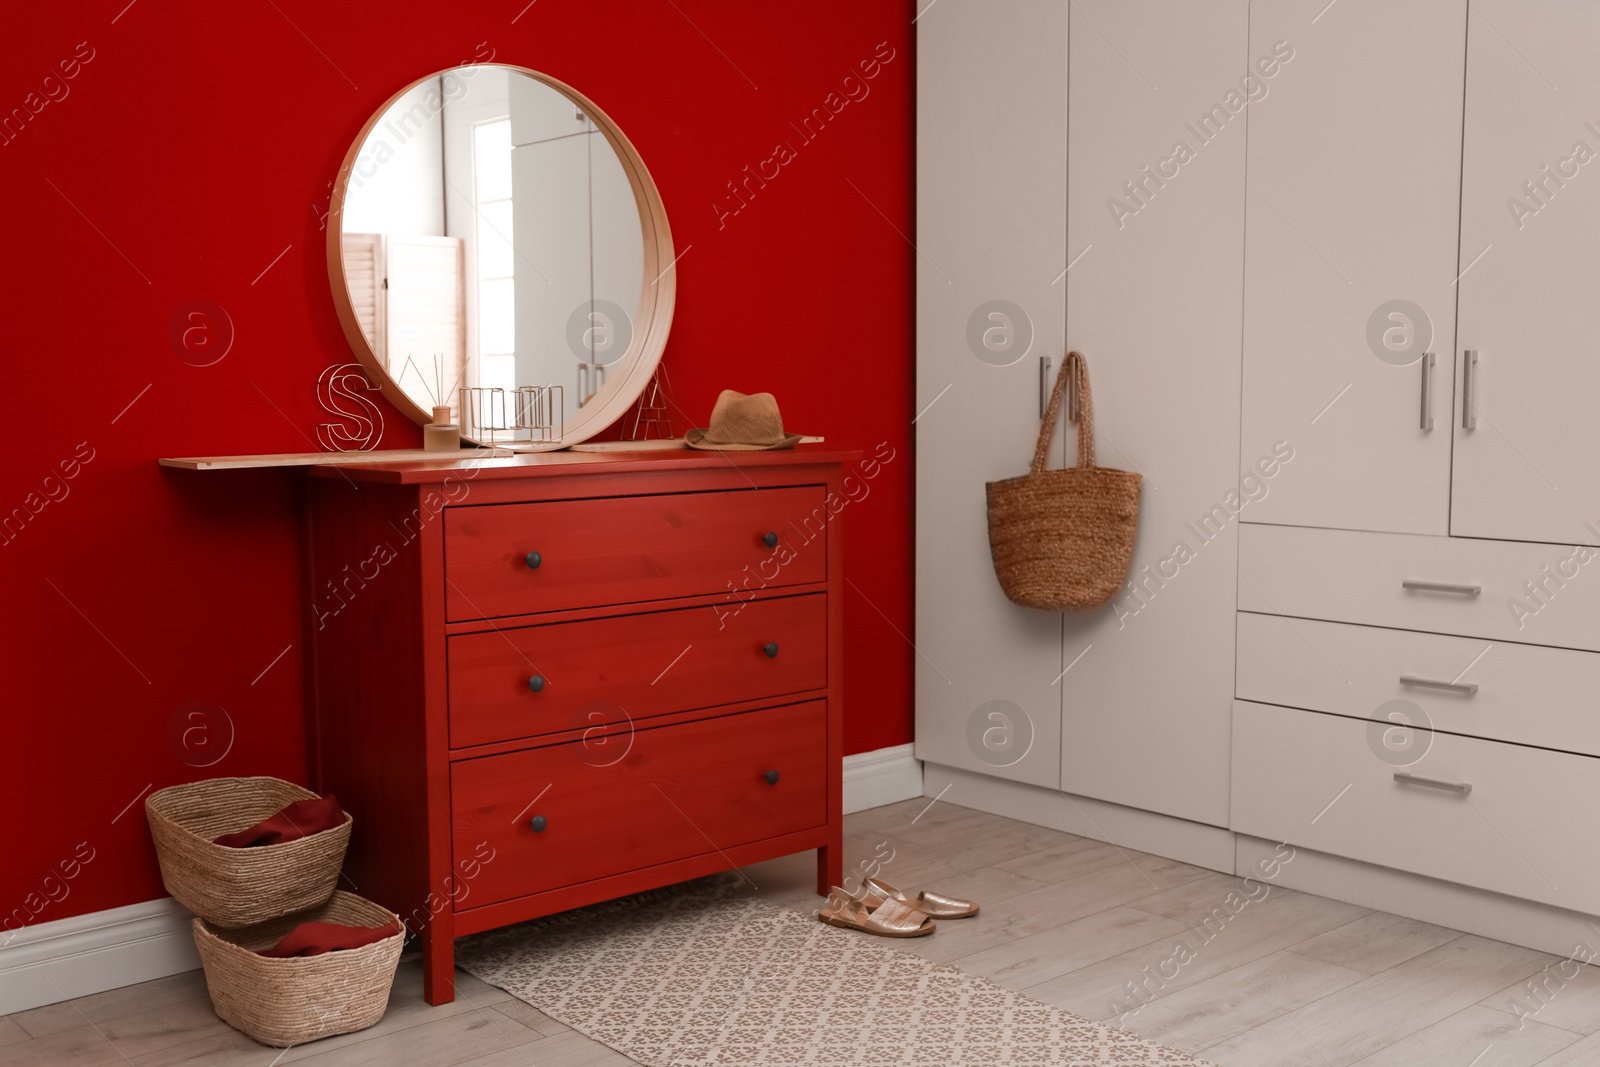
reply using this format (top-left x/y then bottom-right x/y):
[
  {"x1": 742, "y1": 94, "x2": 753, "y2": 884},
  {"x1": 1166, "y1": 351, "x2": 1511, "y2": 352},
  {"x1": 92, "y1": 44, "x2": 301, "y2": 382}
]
[{"x1": 327, "y1": 65, "x2": 674, "y2": 450}]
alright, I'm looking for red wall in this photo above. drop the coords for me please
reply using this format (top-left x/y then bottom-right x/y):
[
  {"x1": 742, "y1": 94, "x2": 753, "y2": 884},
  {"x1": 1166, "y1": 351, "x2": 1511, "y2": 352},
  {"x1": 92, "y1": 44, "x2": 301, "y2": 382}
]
[{"x1": 1, "y1": 1, "x2": 913, "y2": 927}]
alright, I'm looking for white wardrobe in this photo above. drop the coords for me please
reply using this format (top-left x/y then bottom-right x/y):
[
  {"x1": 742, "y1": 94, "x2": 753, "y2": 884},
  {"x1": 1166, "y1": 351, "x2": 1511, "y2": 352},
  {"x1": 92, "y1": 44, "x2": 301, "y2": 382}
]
[
  {"x1": 917, "y1": 0, "x2": 1600, "y2": 954},
  {"x1": 917, "y1": 0, "x2": 1248, "y2": 848}
]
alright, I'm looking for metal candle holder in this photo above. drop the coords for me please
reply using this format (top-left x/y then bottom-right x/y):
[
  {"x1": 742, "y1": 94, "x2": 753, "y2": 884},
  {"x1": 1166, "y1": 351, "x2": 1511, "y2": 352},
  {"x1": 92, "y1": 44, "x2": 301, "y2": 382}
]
[{"x1": 462, "y1": 386, "x2": 564, "y2": 445}]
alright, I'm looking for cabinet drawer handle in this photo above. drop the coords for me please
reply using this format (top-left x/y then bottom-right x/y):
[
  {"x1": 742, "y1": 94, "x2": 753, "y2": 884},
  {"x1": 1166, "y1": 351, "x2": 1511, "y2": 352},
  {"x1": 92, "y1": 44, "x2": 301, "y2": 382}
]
[
  {"x1": 525, "y1": 551, "x2": 543, "y2": 569},
  {"x1": 1393, "y1": 772, "x2": 1472, "y2": 797},
  {"x1": 763, "y1": 531, "x2": 779, "y2": 549},
  {"x1": 1462, "y1": 349, "x2": 1478, "y2": 430},
  {"x1": 764, "y1": 642, "x2": 779, "y2": 659},
  {"x1": 1399, "y1": 675, "x2": 1479, "y2": 696},
  {"x1": 1402, "y1": 579, "x2": 1481, "y2": 596},
  {"x1": 764, "y1": 769, "x2": 780, "y2": 785},
  {"x1": 527, "y1": 675, "x2": 546, "y2": 693},
  {"x1": 529, "y1": 815, "x2": 547, "y2": 832},
  {"x1": 1420, "y1": 352, "x2": 1435, "y2": 431}
]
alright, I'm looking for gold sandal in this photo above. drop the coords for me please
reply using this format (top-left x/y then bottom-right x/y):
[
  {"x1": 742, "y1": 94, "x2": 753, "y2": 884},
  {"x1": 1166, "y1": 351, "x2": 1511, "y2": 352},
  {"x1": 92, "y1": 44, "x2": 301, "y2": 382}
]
[
  {"x1": 864, "y1": 877, "x2": 980, "y2": 919},
  {"x1": 817, "y1": 887, "x2": 936, "y2": 937}
]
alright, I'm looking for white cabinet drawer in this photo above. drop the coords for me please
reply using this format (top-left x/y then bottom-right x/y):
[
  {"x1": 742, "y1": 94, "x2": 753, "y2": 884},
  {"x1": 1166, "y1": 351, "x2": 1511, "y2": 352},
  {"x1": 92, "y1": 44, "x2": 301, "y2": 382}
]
[
  {"x1": 1237, "y1": 613, "x2": 1600, "y2": 757},
  {"x1": 1231, "y1": 700, "x2": 1600, "y2": 915},
  {"x1": 1238, "y1": 523, "x2": 1600, "y2": 652}
]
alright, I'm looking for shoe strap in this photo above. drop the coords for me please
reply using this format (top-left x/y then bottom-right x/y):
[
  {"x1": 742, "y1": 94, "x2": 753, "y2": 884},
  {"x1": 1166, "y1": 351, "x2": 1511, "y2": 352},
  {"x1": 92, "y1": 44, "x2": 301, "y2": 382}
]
[{"x1": 867, "y1": 897, "x2": 929, "y2": 933}]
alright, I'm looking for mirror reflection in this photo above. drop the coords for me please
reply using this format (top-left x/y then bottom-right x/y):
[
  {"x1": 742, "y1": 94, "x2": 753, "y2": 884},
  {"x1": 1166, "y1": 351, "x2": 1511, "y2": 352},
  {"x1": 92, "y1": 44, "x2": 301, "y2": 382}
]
[{"x1": 338, "y1": 65, "x2": 645, "y2": 443}]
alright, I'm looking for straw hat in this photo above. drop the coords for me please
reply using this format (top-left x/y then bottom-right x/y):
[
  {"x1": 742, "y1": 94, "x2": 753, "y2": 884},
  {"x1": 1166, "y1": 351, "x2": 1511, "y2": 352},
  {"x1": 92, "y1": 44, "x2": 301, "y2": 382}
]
[{"x1": 685, "y1": 390, "x2": 806, "y2": 451}]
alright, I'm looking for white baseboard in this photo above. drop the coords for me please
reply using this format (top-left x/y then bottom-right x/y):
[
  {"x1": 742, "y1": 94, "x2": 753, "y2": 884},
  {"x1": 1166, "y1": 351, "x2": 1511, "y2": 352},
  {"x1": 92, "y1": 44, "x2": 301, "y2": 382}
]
[
  {"x1": 920, "y1": 762, "x2": 1236, "y2": 872},
  {"x1": 843, "y1": 743, "x2": 923, "y2": 815},
  {"x1": 0, "y1": 897, "x2": 199, "y2": 1015}
]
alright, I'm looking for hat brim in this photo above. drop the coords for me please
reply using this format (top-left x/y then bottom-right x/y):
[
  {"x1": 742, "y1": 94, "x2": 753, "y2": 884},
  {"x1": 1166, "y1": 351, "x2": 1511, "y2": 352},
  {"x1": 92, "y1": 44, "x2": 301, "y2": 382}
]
[{"x1": 684, "y1": 427, "x2": 805, "y2": 451}]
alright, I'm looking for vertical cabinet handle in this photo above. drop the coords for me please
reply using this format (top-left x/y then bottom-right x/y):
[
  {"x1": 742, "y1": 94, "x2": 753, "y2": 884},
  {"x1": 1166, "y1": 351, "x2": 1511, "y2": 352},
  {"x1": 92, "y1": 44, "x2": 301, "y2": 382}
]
[
  {"x1": 1420, "y1": 352, "x2": 1435, "y2": 431},
  {"x1": 763, "y1": 770, "x2": 780, "y2": 785},
  {"x1": 763, "y1": 531, "x2": 779, "y2": 548},
  {"x1": 1462, "y1": 350, "x2": 1478, "y2": 430},
  {"x1": 1039, "y1": 355, "x2": 1052, "y2": 419},
  {"x1": 1067, "y1": 352, "x2": 1082, "y2": 423}
]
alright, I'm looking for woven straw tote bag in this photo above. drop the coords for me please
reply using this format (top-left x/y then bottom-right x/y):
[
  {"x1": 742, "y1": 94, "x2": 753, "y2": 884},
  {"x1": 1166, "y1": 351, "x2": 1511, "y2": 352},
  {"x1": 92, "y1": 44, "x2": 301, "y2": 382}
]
[{"x1": 985, "y1": 351, "x2": 1141, "y2": 610}]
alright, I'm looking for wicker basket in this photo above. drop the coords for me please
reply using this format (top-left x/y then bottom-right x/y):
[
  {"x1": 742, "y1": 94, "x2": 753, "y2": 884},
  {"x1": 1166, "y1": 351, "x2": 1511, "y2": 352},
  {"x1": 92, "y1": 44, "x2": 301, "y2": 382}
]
[
  {"x1": 987, "y1": 351, "x2": 1142, "y2": 610},
  {"x1": 146, "y1": 777, "x2": 352, "y2": 927},
  {"x1": 193, "y1": 890, "x2": 404, "y2": 1047}
]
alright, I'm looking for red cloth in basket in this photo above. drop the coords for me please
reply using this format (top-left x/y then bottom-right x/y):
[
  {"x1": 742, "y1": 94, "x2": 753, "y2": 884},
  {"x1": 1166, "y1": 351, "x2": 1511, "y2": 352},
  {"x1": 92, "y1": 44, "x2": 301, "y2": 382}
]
[
  {"x1": 213, "y1": 794, "x2": 344, "y2": 848},
  {"x1": 257, "y1": 919, "x2": 402, "y2": 958}
]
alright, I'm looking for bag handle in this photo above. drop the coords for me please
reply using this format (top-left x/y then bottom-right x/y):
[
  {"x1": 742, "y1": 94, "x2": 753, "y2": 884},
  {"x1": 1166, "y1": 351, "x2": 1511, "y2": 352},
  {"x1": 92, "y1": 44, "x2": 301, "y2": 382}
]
[{"x1": 1031, "y1": 350, "x2": 1095, "y2": 473}]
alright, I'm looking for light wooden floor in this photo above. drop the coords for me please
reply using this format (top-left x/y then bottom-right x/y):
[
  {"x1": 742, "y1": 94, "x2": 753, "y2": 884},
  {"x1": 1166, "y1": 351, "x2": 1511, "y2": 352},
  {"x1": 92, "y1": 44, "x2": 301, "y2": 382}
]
[{"x1": 8, "y1": 798, "x2": 1596, "y2": 1066}]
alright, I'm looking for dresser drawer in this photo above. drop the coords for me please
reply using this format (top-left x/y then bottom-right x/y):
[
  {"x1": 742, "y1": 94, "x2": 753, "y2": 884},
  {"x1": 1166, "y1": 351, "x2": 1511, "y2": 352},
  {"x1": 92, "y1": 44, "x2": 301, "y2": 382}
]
[
  {"x1": 1238, "y1": 523, "x2": 1600, "y2": 651},
  {"x1": 1232, "y1": 700, "x2": 1600, "y2": 915},
  {"x1": 1237, "y1": 612, "x2": 1600, "y2": 756},
  {"x1": 443, "y1": 487, "x2": 829, "y2": 621},
  {"x1": 451, "y1": 701, "x2": 828, "y2": 907},
  {"x1": 448, "y1": 594, "x2": 826, "y2": 749}
]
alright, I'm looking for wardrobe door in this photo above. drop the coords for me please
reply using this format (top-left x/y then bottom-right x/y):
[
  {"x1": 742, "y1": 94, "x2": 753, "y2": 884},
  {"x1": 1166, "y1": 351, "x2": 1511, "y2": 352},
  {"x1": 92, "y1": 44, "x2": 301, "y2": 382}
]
[
  {"x1": 512, "y1": 134, "x2": 592, "y2": 394},
  {"x1": 1239, "y1": 0, "x2": 1465, "y2": 535},
  {"x1": 914, "y1": 0, "x2": 1066, "y2": 789},
  {"x1": 1056, "y1": 0, "x2": 1247, "y2": 827},
  {"x1": 1452, "y1": 2, "x2": 1600, "y2": 546}
]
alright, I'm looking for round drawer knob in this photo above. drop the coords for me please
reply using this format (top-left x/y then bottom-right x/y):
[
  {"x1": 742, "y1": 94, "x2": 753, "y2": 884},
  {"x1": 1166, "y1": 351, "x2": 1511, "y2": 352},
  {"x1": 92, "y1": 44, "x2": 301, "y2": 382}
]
[
  {"x1": 525, "y1": 551, "x2": 542, "y2": 569},
  {"x1": 763, "y1": 531, "x2": 779, "y2": 549},
  {"x1": 527, "y1": 675, "x2": 546, "y2": 693},
  {"x1": 763, "y1": 642, "x2": 779, "y2": 659},
  {"x1": 529, "y1": 815, "x2": 547, "y2": 832},
  {"x1": 764, "y1": 769, "x2": 780, "y2": 785}
]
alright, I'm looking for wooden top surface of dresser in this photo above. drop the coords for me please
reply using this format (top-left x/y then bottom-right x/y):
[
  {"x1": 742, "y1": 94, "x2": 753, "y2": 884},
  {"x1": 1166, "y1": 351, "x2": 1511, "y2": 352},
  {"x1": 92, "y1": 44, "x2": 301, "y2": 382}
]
[{"x1": 303, "y1": 446, "x2": 859, "y2": 485}]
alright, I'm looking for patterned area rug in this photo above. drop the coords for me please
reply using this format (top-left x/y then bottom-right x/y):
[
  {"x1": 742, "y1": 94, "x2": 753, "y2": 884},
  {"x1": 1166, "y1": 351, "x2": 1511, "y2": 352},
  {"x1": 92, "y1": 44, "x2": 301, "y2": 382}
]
[{"x1": 458, "y1": 874, "x2": 1213, "y2": 1066}]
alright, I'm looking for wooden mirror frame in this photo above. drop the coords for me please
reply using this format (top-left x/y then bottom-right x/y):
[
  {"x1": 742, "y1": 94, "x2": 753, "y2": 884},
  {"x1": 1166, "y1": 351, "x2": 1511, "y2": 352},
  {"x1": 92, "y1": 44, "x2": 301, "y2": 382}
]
[{"x1": 326, "y1": 65, "x2": 675, "y2": 451}]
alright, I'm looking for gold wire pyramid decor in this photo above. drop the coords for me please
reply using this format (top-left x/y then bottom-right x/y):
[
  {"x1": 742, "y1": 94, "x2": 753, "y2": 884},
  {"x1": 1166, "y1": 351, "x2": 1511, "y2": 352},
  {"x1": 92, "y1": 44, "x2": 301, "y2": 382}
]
[{"x1": 625, "y1": 364, "x2": 674, "y2": 441}]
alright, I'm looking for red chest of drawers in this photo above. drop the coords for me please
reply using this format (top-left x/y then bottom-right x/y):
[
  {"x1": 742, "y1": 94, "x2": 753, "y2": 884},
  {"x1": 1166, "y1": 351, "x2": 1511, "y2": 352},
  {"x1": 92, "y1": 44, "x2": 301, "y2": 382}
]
[{"x1": 302, "y1": 450, "x2": 850, "y2": 1004}]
